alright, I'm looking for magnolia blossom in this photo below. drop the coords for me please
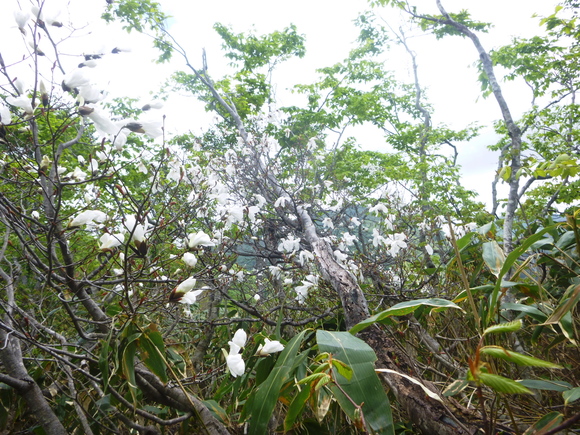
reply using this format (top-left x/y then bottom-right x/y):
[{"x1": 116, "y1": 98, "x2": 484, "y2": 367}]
[
  {"x1": 298, "y1": 250, "x2": 314, "y2": 266},
  {"x1": 69, "y1": 210, "x2": 106, "y2": 227},
  {"x1": 6, "y1": 95, "x2": 34, "y2": 115},
  {"x1": 0, "y1": 104, "x2": 12, "y2": 125},
  {"x1": 372, "y1": 228, "x2": 387, "y2": 248},
  {"x1": 294, "y1": 276, "x2": 318, "y2": 305},
  {"x1": 369, "y1": 203, "x2": 389, "y2": 215},
  {"x1": 322, "y1": 217, "x2": 334, "y2": 230},
  {"x1": 253, "y1": 294, "x2": 261, "y2": 302},
  {"x1": 98, "y1": 233, "x2": 123, "y2": 251},
  {"x1": 268, "y1": 265, "x2": 282, "y2": 279},
  {"x1": 342, "y1": 232, "x2": 357, "y2": 247},
  {"x1": 226, "y1": 328, "x2": 247, "y2": 377},
  {"x1": 334, "y1": 250, "x2": 348, "y2": 263},
  {"x1": 274, "y1": 196, "x2": 291, "y2": 208},
  {"x1": 179, "y1": 289, "x2": 204, "y2": 305},
  {"x1": 229, "y1": 329, "x2": 247, "y2": 351},
  {"x1": 278, "y1": 235, "x2": 300, "y2": 253},
  {"x1": 425, "y1": 244, "x2": 434, "y2": 256},
  {"x1": 31, "y1": 210, "x2": 40, "y2": 219},
  {"x1": 226, "y1": 353, "x2": 245, "y2": 378},
  {"x1": 14, "y1": 10, "x2": 30, "y2": 33},
  {"x1": 187, "y1": 231, "x2": 215, "y2": 248},
  {"x1": 350, "y1": 217, "x2": 361, "y2": 227},
  {"x1": 182, "y1": 252, "x2": 198, "y2": 268},
  {"x1": 386, "y1": 233, "x2": 407, "y2": 256},
  {"x1": 63, "y1": 69, "x2": 91, "y2": 91},
  {"x1": 124, "y1": 215, "x2": 146, "y2": 243},
  {"x1": 176, "y1": 277, "x2": 196, "y2": 293},
  {"x1": 256, "y1": 338, "x2": 285, "y2": 356}
]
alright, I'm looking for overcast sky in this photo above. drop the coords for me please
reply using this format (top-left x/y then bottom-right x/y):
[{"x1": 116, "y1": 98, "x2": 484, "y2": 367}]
[{"x1": 1, "y1": 0, "x2": 560, "y2": 209}]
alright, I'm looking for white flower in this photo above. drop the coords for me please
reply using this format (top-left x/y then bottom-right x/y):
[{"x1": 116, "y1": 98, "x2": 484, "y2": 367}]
[
  {"x1": 254, "y1": 194, "x2": 266, "y2": 207},
  {"x1": 63, "y1": 69, "x2": 90, "y2": 90},
  {"x1": 334, "y1": 250, "x2": 348, "y2": 263},
  {"x1": 182, "y1": 252, "x2": 198, "y2": 268},
  {"x1": 6, "y1": 95, "x2": 34, "y2": 115},
  {"x1": 99, "y1": 233, "x2": 123, "y2": 251},
  {"x1": 342, "y1": 232, "x2": 357, "y2": 247},
  {"x1": 298, "y1": 250, "x2": 314, "y2": 266},
  {"x1": 274, "y1": 196, "x2": 291, "y2": 208},
  {"x1": 187, "y1": 231, "x2": 215, "y2": 248},
  {"x1": 386, "y1": 233, "x2": 407, "y2": 256},
  {"x1": 350, "y1": 217, "x2": 361, "y2": 227},
  {"x1": 322, "y1": 217, "x2": 334, "y2": 230},
  {"x1": 256, "y1": 338, "x2": 285, "y2": 356},
  {"x1": 69, "y1": 210, "x2": 107, "y2": 227},
  {"x1": 229, "y1": 329, "x2": 247, "y2": 350},
  {"x1": 70, "y1": 167, "x2": 87, "y2": 181},
  {"x1": 372, "y1": 228, "x2": 386, "y2": 248},
  {"x1": 294, "y1": 276, "x2": 317, "y2": 305},
  {"x1": 0, "y1": 104, "x2": 12, "y2": 125},
  {"x1": 247, "y1": 205, "x2": 260, "y2": 223},
  {"x1": 425, "y1": 244, "x2": 434, "y2": 256},
  {"x1": 179, "y1": 289, "x2": 204, "y2": 305},
  {"x1": 269, "y1": 265, "x2": 282, "y2": 279},
  {"x1": 369, "y1": 203, "x2": 388, "y2": 215},
  {"x1": 14, "y1": 10, "x2": 30, "y2": 33},
  {"x1": 226, "y1": 353, "x2": 245, "y2": 377},
  {"x1": 141, "y1": 101, "x2": 164, "y2": 111},
  {"x1": 176, "y1": 277, "x2": 196, "y2": 293},
  {"x1": 278, "y1": 235, "x2": 300, "y2": 253},
  {"x1": 124, "y1": 215, "x2": 146, "y2": 243},
  {"x1": 31, "y1": 210, "x2": 40, "y2": 219},
  {"x1": 253, "y1": 294, "x2": 261, "y2": 302}
]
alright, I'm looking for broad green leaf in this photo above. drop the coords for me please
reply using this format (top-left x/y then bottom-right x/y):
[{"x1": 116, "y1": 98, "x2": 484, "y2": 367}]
[
  {"x1": 350, "y1": 298, "x2": 463, "y2": 334},
  {"x1": 517, "y1": 379, "x2": 572, "y2": 391},
  {"x1": 486, "y1": 227, "x2": 553, "y2": 325},
  {"x1": 480, "y1": 346, "x2": 562, "y2": 368},
  {"x1": 478, "y1": 372, "x2": 532, "y2": 394},
  {"x1": 483, "y1": 319, "x2": 522, "y2": 336},
  {"x1": 563, "y1": 386, "x2": 580, "y2": 405},
  {"x1": 317, "y1": 331, "x2": 394, "y2": 435},
  {"x1": 140, "y1": 324, "x2": 168, "y2": 383},
  {"x1": 332, "y1": 358, "x2": 353, "y2": 381},
  {"x1": 202, "y1": 400, "x2": 229, "y2": 424},
  {"x1": 284, "y1": 385, "x2": 311, "y2": 432},
  {"x1": 247, "y1": 330, "x2": 307, "y2": 435},
  {"x1": 121, "y1": 332, "x2": 141, "y2": 404},
  {"x1": 442, "y1": 379, "x2": 469, "y2": 397},
  {"x1": 500, "y1": 303, "x2": 547, "y2": 323},
  {"x1": 523, "y1": 411, "x2": 563, "y2": 435},
  {"x1": 482, "y1": 240, "x2": 505, "y2": 277}
]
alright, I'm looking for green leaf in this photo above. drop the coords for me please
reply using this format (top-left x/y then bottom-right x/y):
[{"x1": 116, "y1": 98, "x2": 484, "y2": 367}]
[
  {"x1": 317, "y1": 331, "x2": 394, "y2": 435},
  {"x1": 524, "y1": 411, "x2": 563, "y2": 434},
  {"x1": 350, "y1": 298, "x2": 463, "y2": 334},
  {"x1": 480, "y1": 346, "x2": 562, "y2": 368},
  {"x1": 331, "y1": 359, "x2": 354, "y2": 381},
  {"x1": 247, "y1": 330, "x2": 307, "y2": 435},
  {"x1": 517, "y1": 379, "x2": 572, "y2": 392},
  {"x1": 140, "y1": 324, "x2": 168, "y2": 383},
  {"x1": 478, "y1": 372, "x2": 532, "y2": 394},
  {"x1": 284, "y1": 385, "x2": 312, "y2": 432},
  {"x1": 483, "y1": 319, "x2": 522, "y2": 336},
  {"x1": 563, "y1": 387, "x2": 580, "y2": 405},
  {"x1": 482, "y1": 240, "x2": 505, "y2": 277},
  {"x1": 202, "y1": 400, "x2": 229, "y2": 424},
  {"x1": 442, "y1": 379, "x2": 469, "y2": 397},
  {"x1": 121, "y1": 332, "x2": 141, "y2": 404},
  {"x1": 486, "y1": 227, "x2": 553, "y2": 325},
  {"x1": 500, "y1": 303, "x2": 547, "y2": 323}
]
